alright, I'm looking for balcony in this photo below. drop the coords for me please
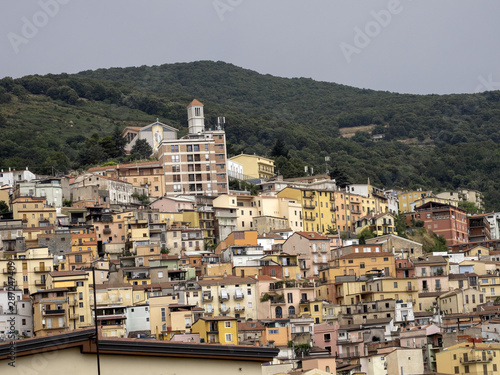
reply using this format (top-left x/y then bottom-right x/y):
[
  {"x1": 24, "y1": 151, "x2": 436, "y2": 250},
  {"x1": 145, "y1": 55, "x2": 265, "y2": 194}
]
[
  {"x1": 103, "y1": 228, "x2": 111, "y2": 234},
  {"x1": 68, "y1": 299, "x2": 78, "y2": 307},
  {"x1": 460, "y1": 356, "x2": 493, "y2": 363},
  {"x1": 234, "y1": 294, "x2": 244, "y2": 300},
  {"x1": 303, "y1": 203, "x2": 316, "y2": 210},
  {"x1": 202, "y1": 295, "x2": 213, "y2": 302},
  {"x1": 34, "y1": 266, "x2": 51, "y2": 273},
  {"x1": 234, "y1": 307, "x2": 245, "y2": 313},
  {"x1": 220, "y1": 307, "x2": 231, "y2": 314},
  {"x1": 35, "y1": 279, "x2": 46, "y2": 286},
  {"x1": 219, "y1": 294, "x2": 230, "y2": 302},
  {"x1": 406, "y1": 286, "x2": 417, "y2": 291},
  {"x1": 69, "y1": 313, "x2": 79, "y2": 320},
  {"x1": 2, "y1": 268, "x2": 16, "y2": 274},
  {"x1": 304, "y1": 216, "x2": 315, "y2": 221},
  {"x1": 44, "y1": 309, "x2": 66, "y2": 315}
]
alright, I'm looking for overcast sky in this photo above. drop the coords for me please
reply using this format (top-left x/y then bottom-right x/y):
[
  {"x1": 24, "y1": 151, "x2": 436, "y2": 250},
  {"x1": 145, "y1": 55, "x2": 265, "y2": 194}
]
[{"x1": 1, "y1": 0, "x2": 500, "y2": 94}]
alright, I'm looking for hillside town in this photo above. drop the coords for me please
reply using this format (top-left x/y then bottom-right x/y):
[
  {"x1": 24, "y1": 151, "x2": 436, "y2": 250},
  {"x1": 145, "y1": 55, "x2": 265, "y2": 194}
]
[{"x1": 1, "y1": 100, "x2": 500, "y2": 375}]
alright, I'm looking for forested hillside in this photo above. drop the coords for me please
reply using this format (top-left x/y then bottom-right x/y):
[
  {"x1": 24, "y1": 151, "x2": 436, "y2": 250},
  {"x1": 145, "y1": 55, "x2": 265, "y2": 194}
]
[{"x1": 1, "y1": 61, "x2": 500, "y2": 209}]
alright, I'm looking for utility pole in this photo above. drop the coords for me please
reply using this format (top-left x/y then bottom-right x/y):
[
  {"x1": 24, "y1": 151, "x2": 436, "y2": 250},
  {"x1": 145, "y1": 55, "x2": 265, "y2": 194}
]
[{"x1": 92, "y1": 264, "x2": 101, "y2": 375}]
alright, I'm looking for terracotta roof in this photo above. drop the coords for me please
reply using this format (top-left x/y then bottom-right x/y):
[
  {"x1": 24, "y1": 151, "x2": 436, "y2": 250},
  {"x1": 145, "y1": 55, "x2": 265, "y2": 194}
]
[
  {"x1": 295, "y1": 232, "x2": 328, "y2": 240},
  {"x1": 188, "y1": 99, "x2": 203, "y2": 107},
  {"x1": 238, "y1": 321, "x2": 265, "y2": 331}
]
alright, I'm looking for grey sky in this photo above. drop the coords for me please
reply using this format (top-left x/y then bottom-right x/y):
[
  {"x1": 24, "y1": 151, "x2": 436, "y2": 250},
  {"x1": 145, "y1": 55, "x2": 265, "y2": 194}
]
[{"x1": 1, "y1": 0, "x2": 500, "y2": 94}]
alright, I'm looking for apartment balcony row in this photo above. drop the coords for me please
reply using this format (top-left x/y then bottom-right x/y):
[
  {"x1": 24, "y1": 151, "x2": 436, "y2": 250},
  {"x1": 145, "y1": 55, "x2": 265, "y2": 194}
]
[{"x1": 459, "y1": 355, "x2": 493, "y2": 363}]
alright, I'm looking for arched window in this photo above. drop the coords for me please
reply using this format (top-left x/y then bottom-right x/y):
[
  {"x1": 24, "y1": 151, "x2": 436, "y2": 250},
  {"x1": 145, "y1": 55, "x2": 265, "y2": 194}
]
[{"x1": 288, "y1": 305, "x2": 296, "y2": 317}]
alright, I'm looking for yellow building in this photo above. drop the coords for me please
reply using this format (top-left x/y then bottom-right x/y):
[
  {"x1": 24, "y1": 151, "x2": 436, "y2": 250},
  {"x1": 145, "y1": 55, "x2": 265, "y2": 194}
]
[
  {"x1": 329, "y1": 252, "x2": 396, "y2": 279},
  {"x1": 334, "y1": 276, "x2": 367, "y2": 305},
  {"x1": 479, "y1": 273, "x2": 500, "y2": 302},
  {"x1": 32, "y1": 288, "x2": 70, "y2": 336},
  {"x1": 230, "y1": 153, "x2": 275, "y2": 180},
  {"x1": 277, "y1": 187, "x2": 336, "y2": 234},
  {"x1": 363, "y1": 278, "x2": 418, "y2": 303},
  {"x1": 46, "y1": 270, "x2": 93, "y2": 331},
  {"x1": 12, "y1": 196, "x2": 57, "y2": 228},
  {"x1": 191, "y1": 316, "x2": 238, "y2": 345},
  {"x1": 11, "y1": 196, "x2": 57, "y2": 247},
  {"x1": 436, "y1": 342, "x2": 500, "y2": 375},
  {"x1": 0, "y1": 246, "x2": 54, "y2": 294},
  {"x1": 149, "y1": 295, "x2": 197, "y2": 340},
  {"x1": 397, "y1": 190, "x2": 433, "y2": 213}
]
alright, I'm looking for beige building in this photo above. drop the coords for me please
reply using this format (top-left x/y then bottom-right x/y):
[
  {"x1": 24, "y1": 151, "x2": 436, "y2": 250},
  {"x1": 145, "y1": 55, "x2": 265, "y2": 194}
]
[
  {"x1": 157, "y1": 100, "x2": 228, "y2": 196},
  {"x1": 196, "y1": 277, "x2": 258, "y2": 320},
  {"x1": 0, "y1": 329, "x2": 278, "y2": 375},
  {"x1": 88, "y1": 161, "x2": 166, "y2": 198},
  {"x1": 437, "y1": 288, "x2": 485, "y2": 314},
  {"x1": 0, "y1": 246, "x2": 54, "y2": 294}
]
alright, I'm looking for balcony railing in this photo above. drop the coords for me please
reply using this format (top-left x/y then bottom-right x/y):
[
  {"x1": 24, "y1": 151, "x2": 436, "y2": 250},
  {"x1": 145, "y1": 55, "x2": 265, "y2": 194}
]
[
  {"x1": 69, "y1": 313, "x2": 79, "y2": 320},
  {"x1": 202, "y1": 295, "x2": 213, "y2": 302},
  {"x1": 34, "y1": 266, "x2": 51, "y2": 273},
  {"x1": 234, "y1": 294, "x2": 244, "y2": 300},
  {"x1": 460, "y1": 356, "x2": 493, "y2": 363},
  {"x1": 234, "y1": 307, "x2": 245, "y2": 312},
  {"x1": 406, "y1": 286, "x2": 417, "y2": 291},
  {"x1": 2, "y1": 268, "x2": 16, "y2": 274},
  {"x1": 44, "y1": 309, "x2": 66, "y2": 315},
  {"x1": 219, "y1": 294, "x2": 230, "y2": 302},
  {"x1": 220, "y1": 307, "x2": 231, "y2": 314},
  {"x1": 35, "y1": 279, "x2": 46, "y2": 286}
]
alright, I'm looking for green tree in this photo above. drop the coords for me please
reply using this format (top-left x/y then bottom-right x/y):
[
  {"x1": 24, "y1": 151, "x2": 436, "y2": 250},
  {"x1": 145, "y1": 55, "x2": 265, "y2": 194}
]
[
  {"x1": 130, "y1": 139, "x2": 153, "y2": 159},
  {"x1": 457, "y1": 201, "x2": 482, "y2": 215},
  {"x1": 271, "y1": 139, "x2": 289, "y2": 158},
  {"x1": 358, "y1": 228, "x2": 375, "y2": 244},
  {"x1": 0, "y1": 201, "x2": 9, "y2": 214}
]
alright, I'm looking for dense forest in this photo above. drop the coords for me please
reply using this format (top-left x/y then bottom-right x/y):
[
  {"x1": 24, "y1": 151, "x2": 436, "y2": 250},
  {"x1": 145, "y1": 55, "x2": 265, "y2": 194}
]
[{"x1": 1, "y1": 61, "x2": 500, "y2": 209}]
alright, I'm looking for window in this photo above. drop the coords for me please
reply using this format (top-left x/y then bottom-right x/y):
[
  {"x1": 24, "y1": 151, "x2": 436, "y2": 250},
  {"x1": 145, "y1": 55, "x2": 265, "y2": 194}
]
[
  {"x1": 80, "y1": 316, "x2": 85, "y2": 323},
  {"x1": 79, "y1": 292, "x2": 83, "y2": 300},
  {"x1": 314, "y1": 305, "x2": 319, "y2": 312},
  {"x1": 79, "y1": 302, "x2": 84, "y2": 308},
  {"x1": 269, "y1": 329, "x2": 279, "y2": 334},
  {"x1": 225, "y1": 333, "x2": 232, "y2": 342},
  {"x1": 225, "y1": 321, "x2": 231, "y2": 328},
  {"x1": 158, "y1": 271, "x2": 163, "y2": 279},
  {"x1": 161, "y1": 308, "x2": 166, "y2": 322}
]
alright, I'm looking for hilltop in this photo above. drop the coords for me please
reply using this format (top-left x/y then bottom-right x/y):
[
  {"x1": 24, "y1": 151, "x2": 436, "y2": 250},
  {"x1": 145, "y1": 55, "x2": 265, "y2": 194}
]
[{"x1": 1, "y1": 61, "x2": 500, "y2": 208}]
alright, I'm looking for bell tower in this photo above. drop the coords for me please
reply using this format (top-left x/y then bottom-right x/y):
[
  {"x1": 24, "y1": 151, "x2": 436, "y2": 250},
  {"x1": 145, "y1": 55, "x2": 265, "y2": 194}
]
[{"x1": 187, "y1": 99, "x2": 205, "y2": 134}]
